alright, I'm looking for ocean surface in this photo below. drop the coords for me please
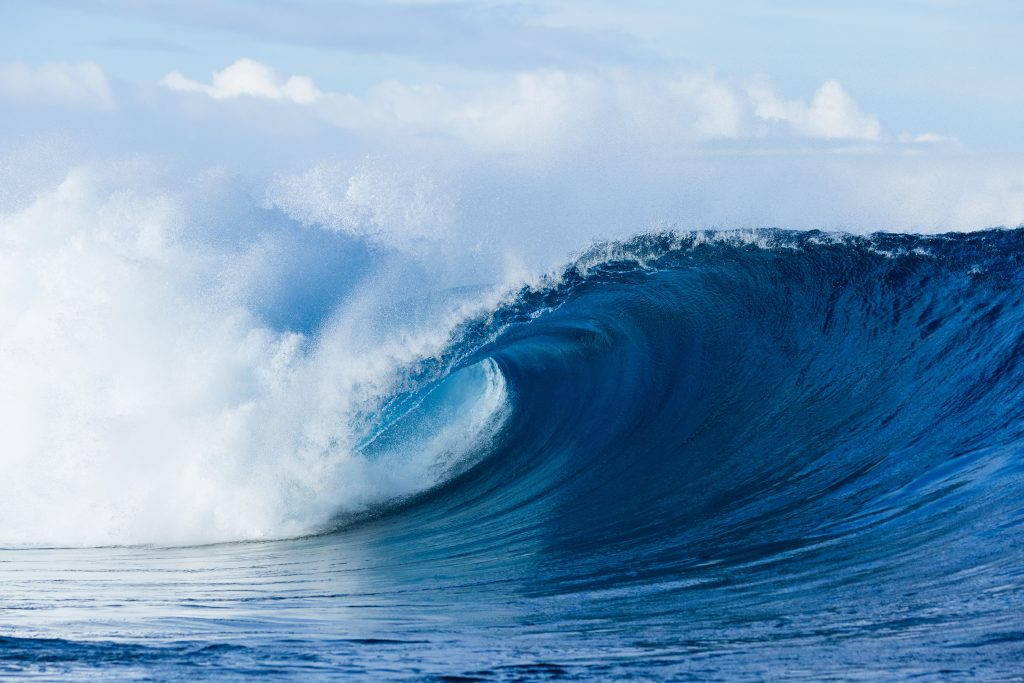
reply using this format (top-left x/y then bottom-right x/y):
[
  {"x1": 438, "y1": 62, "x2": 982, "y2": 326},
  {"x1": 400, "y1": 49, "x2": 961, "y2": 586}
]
[{"x1": 3, "y1": 229, "x2": 1024, "y2": 680}]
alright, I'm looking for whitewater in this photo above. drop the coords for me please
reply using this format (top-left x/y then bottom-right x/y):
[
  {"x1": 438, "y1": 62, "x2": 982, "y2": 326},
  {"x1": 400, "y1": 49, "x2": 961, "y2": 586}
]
[{"x1": 1, "y1": 164, "x2": 1023, "y2": 679}]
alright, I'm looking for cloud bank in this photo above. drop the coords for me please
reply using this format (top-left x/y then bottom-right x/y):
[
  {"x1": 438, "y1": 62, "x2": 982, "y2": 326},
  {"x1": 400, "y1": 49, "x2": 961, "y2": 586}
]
[
  {"x1": 161, "y1": 58, "x2": 952, "y2": 152},
  {"x1": 747, "y1": 78, "x2": 883, "y2": 141}
]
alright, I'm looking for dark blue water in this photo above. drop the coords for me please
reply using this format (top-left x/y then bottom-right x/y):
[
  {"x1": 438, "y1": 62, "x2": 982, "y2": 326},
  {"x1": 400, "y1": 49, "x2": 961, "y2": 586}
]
[{"x1": 3, "y1": 229, "x2": 1024, "y2": 680}]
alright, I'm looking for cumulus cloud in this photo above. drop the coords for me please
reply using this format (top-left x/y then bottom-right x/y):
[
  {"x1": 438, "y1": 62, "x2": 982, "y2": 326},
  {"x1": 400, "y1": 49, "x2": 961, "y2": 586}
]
[
  {"x1": 370, "y1": 70, "x2": 751, "y2": 149},
  {"x1": 162, "y1": 58, "x2": 321, "y2": 104},
  {"x1": 0, "y1": 61, "x2": 114, "y2": 109},
  {"x1": 747, "y1": 78, "x2": 883, "y2": 141},
  {"x1": 163, "y1": 58, "x2": 943, "y2": 152}
]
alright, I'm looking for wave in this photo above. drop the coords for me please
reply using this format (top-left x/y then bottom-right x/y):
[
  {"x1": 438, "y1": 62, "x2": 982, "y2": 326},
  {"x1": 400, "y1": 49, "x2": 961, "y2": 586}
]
[
  {"x1": 3, "y1": 212, "x2": 1024, "y2": 559},
  {"x1": 360, "y1": 229, "x2": 1024, "y2": 587},
  {"x1": 4, "y1": 226, "x2": 1023, "y2": 677}
]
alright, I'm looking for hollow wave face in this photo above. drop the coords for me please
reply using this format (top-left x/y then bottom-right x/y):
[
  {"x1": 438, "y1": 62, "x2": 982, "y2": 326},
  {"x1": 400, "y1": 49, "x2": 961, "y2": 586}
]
[{"x1": 427, "y1": 229, "x2": 1024, "y2": 595}]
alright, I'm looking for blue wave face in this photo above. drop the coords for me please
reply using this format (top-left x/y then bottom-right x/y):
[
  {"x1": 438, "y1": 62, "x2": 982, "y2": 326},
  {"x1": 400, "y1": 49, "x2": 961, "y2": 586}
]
[
  {"x1": 419, "y1": 228, "x2": 1024, "y2": 585},
  {"x1": 3, "y1": 229, "x2": 1024, "y2": 680}
]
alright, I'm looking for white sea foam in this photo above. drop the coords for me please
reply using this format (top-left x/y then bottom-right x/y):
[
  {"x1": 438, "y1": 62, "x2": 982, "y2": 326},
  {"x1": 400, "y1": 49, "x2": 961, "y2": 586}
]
[{"x1": 0, "y1": 164, "x2": 509, "y2": 547}]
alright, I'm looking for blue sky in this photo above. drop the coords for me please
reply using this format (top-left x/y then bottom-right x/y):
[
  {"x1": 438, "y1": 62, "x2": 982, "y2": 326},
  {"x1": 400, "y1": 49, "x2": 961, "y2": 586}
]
[
  {"x1": 3, "y1": 0, "x2": 1021, "y2": 149},
  {"x1": 1, "y1": 0, "x2": 1022, "y2": 240}
]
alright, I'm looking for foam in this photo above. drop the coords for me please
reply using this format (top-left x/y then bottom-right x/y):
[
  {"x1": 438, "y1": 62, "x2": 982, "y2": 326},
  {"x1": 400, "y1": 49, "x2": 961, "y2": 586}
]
[{"x1": 0, "y1": 165, "x2": 508, "y2": 547}]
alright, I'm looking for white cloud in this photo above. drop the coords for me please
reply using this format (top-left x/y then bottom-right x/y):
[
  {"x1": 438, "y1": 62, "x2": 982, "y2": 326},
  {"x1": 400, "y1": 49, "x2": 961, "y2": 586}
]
[
  {"x1": 0, "y1": 62, "x2": 114, "y2": 109},
  {"x1": 747, "y1": 78, "x2": 884, "y2": 141},
  {"x1": 349, "y1": 71, "x2": 601, "y2": 153},
  {"x1": 162, "y1": 58, "x2": 321, "y2": 104},
  {"x1": 163, "y1": 59, "x2": 958, "y2": 154},
  {"x1": 323, "y1": 69, "x2": 887, "y2": 150},
  {"x1": 409, "y1": 69, "x2": 751, "y2": 149}
]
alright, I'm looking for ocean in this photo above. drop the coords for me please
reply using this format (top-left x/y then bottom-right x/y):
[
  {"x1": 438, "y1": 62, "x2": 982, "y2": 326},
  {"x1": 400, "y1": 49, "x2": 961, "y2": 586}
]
[{"x1": 2, "y1": 229, "x2": 1023, "y2": 680}]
